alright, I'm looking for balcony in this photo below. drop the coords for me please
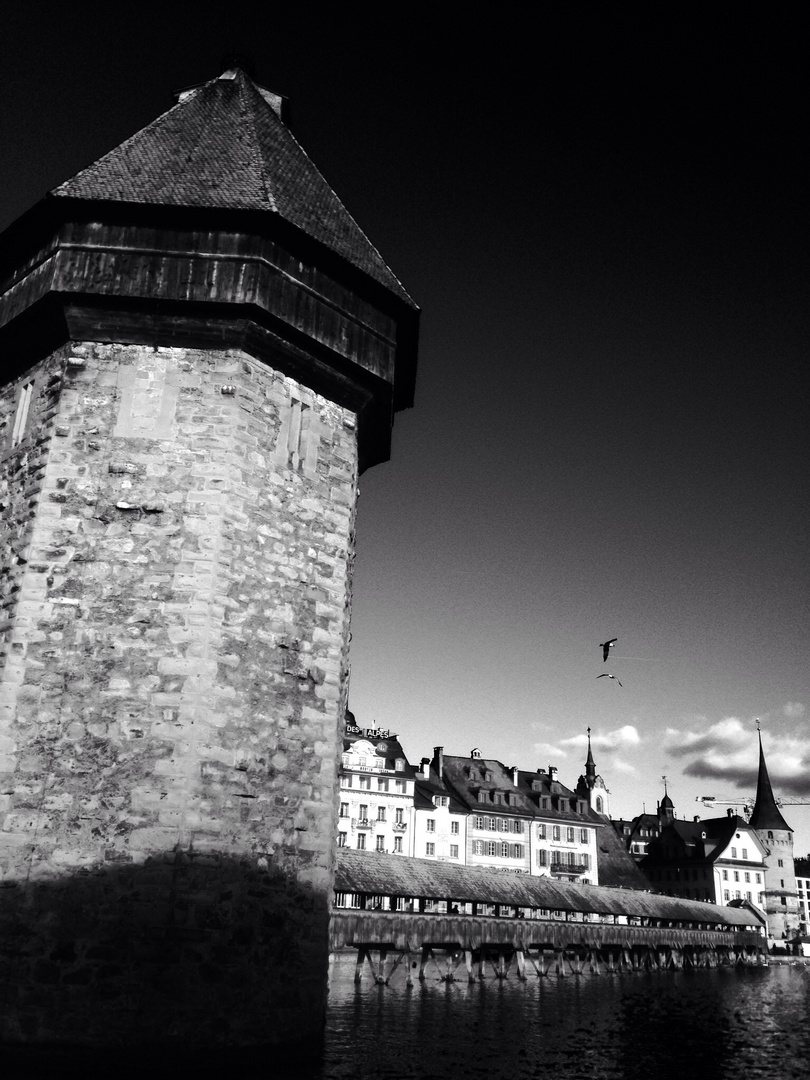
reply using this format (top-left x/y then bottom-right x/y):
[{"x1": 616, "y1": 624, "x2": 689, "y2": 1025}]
[
  {"x1": 392, "y1": 822, "x2": 408, "y2": 832},
  {"x1": 353, "y1": 818, "x2": 372, "y2": 829},
  {"x1": 550, "y1": 860, "x2": 589, "y2": 876}
]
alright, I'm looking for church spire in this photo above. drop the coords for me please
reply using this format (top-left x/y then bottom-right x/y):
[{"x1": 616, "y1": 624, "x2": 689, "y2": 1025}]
[
  {"x1": 584, "y1": 726, "x2": 596, "y2": 788},
  {"x1": 748, "y1": 722, "x2": 792, "y2": 832}
]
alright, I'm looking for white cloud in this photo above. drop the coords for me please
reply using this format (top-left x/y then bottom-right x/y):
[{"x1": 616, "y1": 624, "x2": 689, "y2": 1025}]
[
  {"x1": 532, "y1": 741, "x2": 567, "y2": 759},
  {"x1": 784, "y1": 701, "x2": 806, "y2": 719},
  {"x1": 559, "y1": 725, "x2": 641, "y2": 754}
]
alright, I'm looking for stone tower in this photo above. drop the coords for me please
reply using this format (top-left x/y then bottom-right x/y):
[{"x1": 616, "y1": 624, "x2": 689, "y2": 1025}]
[
  {"x1": 0, "y1": 68, "x2": 418, "y2": 1051},
  {"x1": 748, "y1": 728, "x2": 800, "y2": 942}
]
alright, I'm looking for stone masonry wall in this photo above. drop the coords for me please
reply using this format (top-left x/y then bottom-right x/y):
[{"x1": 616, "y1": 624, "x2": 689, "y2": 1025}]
[{"x1": 0, "y1": 341, "x2": 357, "y2": 1045}]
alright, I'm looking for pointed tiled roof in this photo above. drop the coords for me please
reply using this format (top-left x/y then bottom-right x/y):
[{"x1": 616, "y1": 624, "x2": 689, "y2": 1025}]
[
  {"x1": 748, "y1": 732, "x2": 792, "y2": 832},
  {"x1": 50, "y1": 68, "x2": 414, "y2": 306}
]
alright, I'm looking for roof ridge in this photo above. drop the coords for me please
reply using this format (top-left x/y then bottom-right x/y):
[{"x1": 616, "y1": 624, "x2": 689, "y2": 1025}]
[{"x1": 237, "y1": 72, "x2": 278, "y2": 212}]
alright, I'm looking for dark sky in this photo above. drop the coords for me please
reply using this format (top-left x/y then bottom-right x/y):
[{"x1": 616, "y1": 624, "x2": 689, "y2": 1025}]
[{"x1": 2, "y1": 8, "x2": 808, "y2": 843}]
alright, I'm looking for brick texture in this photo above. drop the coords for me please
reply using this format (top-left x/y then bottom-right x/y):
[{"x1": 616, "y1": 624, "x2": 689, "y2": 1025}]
[{"x1": 0, "y1": 342, "x2": 357, "y2": 1044}]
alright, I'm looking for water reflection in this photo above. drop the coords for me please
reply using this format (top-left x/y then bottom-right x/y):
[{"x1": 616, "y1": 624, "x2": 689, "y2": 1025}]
[{"x1": 322, "y1": 957, "x2": 810, "y2": 1079}]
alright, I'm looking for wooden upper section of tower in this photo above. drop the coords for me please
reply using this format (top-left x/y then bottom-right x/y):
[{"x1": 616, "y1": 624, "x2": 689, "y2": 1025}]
[{"x1": 0, "y1": 67, "x2": 419, "y2": 470}]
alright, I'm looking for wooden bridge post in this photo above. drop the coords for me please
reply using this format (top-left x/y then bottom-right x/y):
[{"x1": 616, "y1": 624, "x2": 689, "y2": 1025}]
[
  {"x1": 516, "y1": 949, "x2": 526, "y2": 980},
  {"x1": 355, "y1": 947, "x2": 367, "y2": 983},
  {"x1": 418, "y1": 946, "x2": 432, "y2": 981},
  {"x1": 464, "y1": 949, "x2": 475, "y2": 983},
  {"x1": 376, "y1": 947, "x2": 388, "y2": 984}
]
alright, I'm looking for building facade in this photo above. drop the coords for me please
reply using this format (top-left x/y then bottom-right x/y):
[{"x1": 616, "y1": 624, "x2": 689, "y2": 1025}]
[{"x1": 338, "y1": 717, "x2": 417, "y2": 856}]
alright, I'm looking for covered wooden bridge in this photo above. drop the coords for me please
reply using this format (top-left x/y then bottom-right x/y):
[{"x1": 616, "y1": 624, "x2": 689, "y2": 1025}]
[{"x1": 332, "y1": 851, "x2": 767, "y2": 984}]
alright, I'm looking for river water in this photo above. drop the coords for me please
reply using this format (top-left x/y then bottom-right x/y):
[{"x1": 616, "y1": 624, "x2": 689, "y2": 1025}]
[{"x1": 318, "y1": 955, "x2": 810, "y2": 1080}]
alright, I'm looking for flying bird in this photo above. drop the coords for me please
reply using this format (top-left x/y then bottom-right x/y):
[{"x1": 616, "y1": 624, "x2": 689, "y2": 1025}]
[
  {"x1": 599, "y1": 638, "x2": 617, "y2": 662},
  {"x1": 596, "y1": 673, "x2": 622, "y2": 686}
]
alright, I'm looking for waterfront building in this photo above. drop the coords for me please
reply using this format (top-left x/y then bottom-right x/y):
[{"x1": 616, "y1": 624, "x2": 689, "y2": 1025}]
[
  {"x1": 611, "y1": 813, "x2": 661, "y2": 862},
  {"x1": 339, "y1": 714, "x2": 417, "y2": 856},
  {"x1": 440, "y1": 751, "x2": 537, "y2": 875},
  {"x1": 794, "y1": 858, "x2": 810, "y2": 935},
  {"x1": 412, "y1": 748, "x2": 468, "y2": 863},
  {"x1": 515, "y1": 766, "x2": 600, "y2": 884},
  {"x1": 641, "y1": 804, "x2": 769, "y2": 908},
  {"x1": 748, "y1": 728, "x2": 801, "y2": 942}
]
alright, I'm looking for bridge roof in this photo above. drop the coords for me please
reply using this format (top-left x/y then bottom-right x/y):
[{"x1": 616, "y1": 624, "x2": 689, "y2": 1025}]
[{"x1": 335, "y1": 850, "x2": 763, "y2": 928}]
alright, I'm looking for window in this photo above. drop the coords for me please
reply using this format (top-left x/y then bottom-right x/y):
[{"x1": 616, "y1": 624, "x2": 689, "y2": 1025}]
[
  {"x1": 499, "y1": 818, "x2": 509, "y2": 832},
  {"x1": 357, "y1": 834, "x2": 366, "y2": 850},
  {"x1": 722, "y1": 870, "x2": 728, "y2": 880},
  {"x1": 12, "y1": 381, "x2": 34, "y2": 447},
  {"x1": 511, "y1": 844, "x2": 524, "y2": 859},
  {"x1": 358, "y1": 776, "x2": 370, "y2": 790},
  {"x1": 337, "y1": 832, "x2": 347, "y2": 847},
  {"x1": 426, "y1": 842, "x2": 435, "y2": 856},
  {"x1": 377, "y1": 778, "x2": 389, "y2": 792},
  {"x1": 375, "y1": 835, "x2": 385, "y2": 851},
  {"x1": 478, "y1": 791, "x2": 488, "y2": 803},
  {"x1": 451, "y1": 821, "x2": 459, "y2": 835},
  {"x1": 487, "y1": 817, "x2": 496, "y2": 831},
  {"x1": 742, "y1": 848, "x2": 748, "y2": 859},
  {"x1": 542, "y1": 798, "x2": 550, "y2": 810},
  {"x1": 567, "y1": 852, "x2": 577, "y2": 866},
  {"x1": 426, "y1": 819, "x2": 435, "y2": 833},
  {"x1": 537, "y1": 849, "x2": 547, "y2": 866},
  {"x1": 500, "y1": 842, "x2": 509, "y2": 858},
  {"x1": 566, "y1": 827, "x2": 575, "y2": 843},
  {"x1": 581, "y1": 854, "x2": 589, "y2": 869},
  {"x1": 734, "y1": 871, "x2": 739, "y2": 882},
  {"x1": 474, "y1": 815, "x2": 484, "y2": 829},
  {"x1": 395, "y1": 759, "x2": 405, "y2": 771},
  {"x1": 744, "y1": 872, "x2": 750, "y2": 883},
  {"x1": 395, "y1": 808, "x2": 404, "y2": 824},
  {"x1": 580, "y1": 829, "x2": 588, "y2": 844},
  {"x1": 731, "y1": 847, "x2": 737, "y2": 858},
  {"x1": 486, "y1": 841, "x2": 497, "y2": 857},
  {"x1": 553, "y1": 826, "x2": 561, "y2": 842},
  {"x1": 724, "y1": 890, "x2": 730, "y2": 901},
  {"x1": 596, "y1": 797, "x2": 603, "y2": 813},
  {"x1": 395, "y1": 779, "x2": 406, "y2": 793},
  {"x1": 781, "y1": 897, "x2": 787, "y2": 907},
  {"x1": 377, "y1": 807, "x2": 386, "y2": 822},
  {"x1": 512, "y1": 820, "x2": 524, "y2": 834},
  {"x1": 778, "y1": 858, "x2": 784, "y2": 867},
  {"x1": 341, "y1": 776, "x2": 351, "y2": 787},
  {"x1": 358, "y1": 804, "x2": 368, "y2": 820},
  {"x1": 473, "y1": 840, "x2": 484, "y2": 855},
  {"x1": 756, "y1": 873, "x2": 761, "y2": 884},
  {"x1": 450, "y1": 845, "x2": 459, "y2": 859},
  {"x1": 538, "y1": 824, "x2": 546, "y2": 840},
  {"x1": 339, "y1": 802, "x2": 349, "y2": 818},
  {"x1": 393, "y1": 836, "x2": 402, "y2": 853}
]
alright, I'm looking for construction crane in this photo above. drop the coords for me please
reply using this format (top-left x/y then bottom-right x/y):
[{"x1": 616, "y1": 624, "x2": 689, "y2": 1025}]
[{"x1": 696, "y1": 795, "x2": 810, "y2": 819}]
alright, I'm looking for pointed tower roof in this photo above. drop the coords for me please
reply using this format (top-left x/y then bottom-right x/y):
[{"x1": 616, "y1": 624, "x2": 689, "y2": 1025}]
[
  {"x1": 51, "y1": 68, "x2": 415, "y2": 306},
  {"x1": 748, "y1": 729, "x2": 792, "y2": 832},
  {"x1": 584, "y1": 728, "x2": 596, "y2": 785}
]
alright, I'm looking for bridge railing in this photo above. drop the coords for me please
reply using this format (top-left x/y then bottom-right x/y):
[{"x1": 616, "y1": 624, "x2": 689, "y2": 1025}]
[{"x1": 330, "y1": 909, "x2": 765, "y2": 955}]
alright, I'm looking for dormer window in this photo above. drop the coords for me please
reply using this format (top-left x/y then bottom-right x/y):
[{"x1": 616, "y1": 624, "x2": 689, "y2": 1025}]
[
  {"x1": 477, "y1": 791, "x2": 488, "y2": 803},
  {"x1": 395, "y1": 759, "x2": 405, "y2": 771},
  {"x1": 484, "y1": 770, "x2": 493, "y2": 783},
  {"x1": 532, "y1": 780, "x2": 543, "y2": 792}
]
